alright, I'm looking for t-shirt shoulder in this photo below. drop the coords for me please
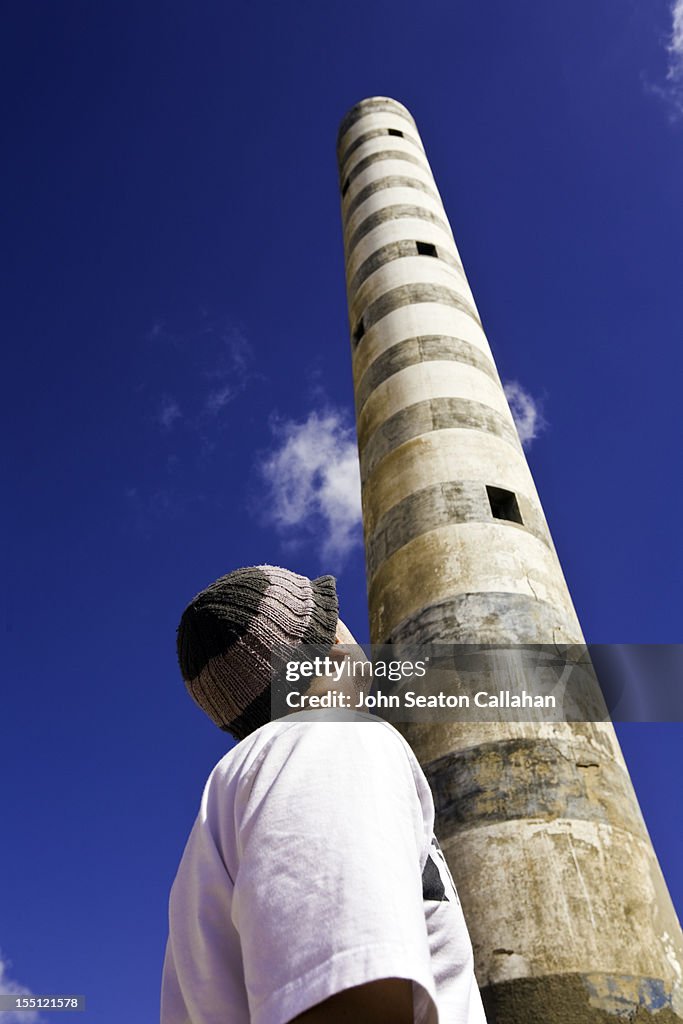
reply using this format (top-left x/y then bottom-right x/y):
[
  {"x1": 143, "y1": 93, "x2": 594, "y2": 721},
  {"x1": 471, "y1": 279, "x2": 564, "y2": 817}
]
[
  {"x1": 207, "y1": 715, "x2": 434, "y2": 837},
  {"x1": 212, "y1": 715, "x2": 422, "y2": 783}
]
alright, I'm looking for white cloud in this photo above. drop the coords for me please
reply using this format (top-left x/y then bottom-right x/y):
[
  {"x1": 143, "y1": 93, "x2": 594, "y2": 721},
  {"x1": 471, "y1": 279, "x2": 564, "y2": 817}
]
[
  {"x1": 503, "y1": 380, "x2": 546, "y2": 448},
  {"x1": 667, "y1": 0, "x2": 683, "y2": 109},
  {"x1": 668, "y1": 1, "x2": 683, "y2": 89},
  {"x1": 259, "y1": 409, "x2": 363, "y2": 568},
  {"x1": 0, "y1": 951, "x2": 42, "y2": 1024},
  {"x1": 649, "y1": 0, "x2": 683, "y2": 118}
]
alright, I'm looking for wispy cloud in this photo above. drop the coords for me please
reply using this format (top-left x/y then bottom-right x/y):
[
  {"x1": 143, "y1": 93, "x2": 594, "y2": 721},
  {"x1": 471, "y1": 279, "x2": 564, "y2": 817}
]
[
  {"x1": 127, "y1": 315, "x2": 259, "y2": 525},
  {"x1": 157, "y1": 396, "x2": 182, "y2": 430},
  {"x1": 204, "y1": 384, "x2": 234, "y2": 416},
  {"x1": 258, "y1": 408, "x2": 363, "y2": 569},
  {"x1": 0, "y1": 950, "x2": 42, "y2": 1024},
  {"x1": 503, "y1": 380, "x2": 546, "y2": 448},
  {"x1": 647, "y1": 0, "x2": 683, "y2": 119},
  {"x1": 145, "y1": 317, "x2": 255, "y2": 430},
  {"x1": 123, "y1": 481, "x2": 208, "y2": 532},
  {"x1": 201, "y1": 327, "x2": 252, "y2": 416}
]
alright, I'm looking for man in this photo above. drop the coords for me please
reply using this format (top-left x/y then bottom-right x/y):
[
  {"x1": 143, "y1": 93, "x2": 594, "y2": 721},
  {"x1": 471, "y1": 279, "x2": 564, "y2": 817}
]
[{"x1": 161, "y1": 564, "x2": 487, "y2": 1024}]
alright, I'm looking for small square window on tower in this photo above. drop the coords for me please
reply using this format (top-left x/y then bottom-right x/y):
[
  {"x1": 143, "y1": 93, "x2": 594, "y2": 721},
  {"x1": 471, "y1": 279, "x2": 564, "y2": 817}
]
[
  {"x1": 341, "y1": 177, "x2": 350, "y2": 197},
  {"x1": 416, "y1": 241, "x2": 438, "y2": 258},
  {"x1": 487, "y1": 486, "x2": 523, "y2": 525},
  {"x1": 353, "y1": 318, "x2": 365, "y2": 346},
  {"x1": 387, "y1": 128, "x2": 404, "y2": 137}
]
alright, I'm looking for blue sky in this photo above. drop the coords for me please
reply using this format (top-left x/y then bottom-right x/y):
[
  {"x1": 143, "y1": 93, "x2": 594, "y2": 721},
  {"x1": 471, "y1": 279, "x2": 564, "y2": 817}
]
[{"x1": 3, "y1": 2, "x2": 683, "y2": 1020}]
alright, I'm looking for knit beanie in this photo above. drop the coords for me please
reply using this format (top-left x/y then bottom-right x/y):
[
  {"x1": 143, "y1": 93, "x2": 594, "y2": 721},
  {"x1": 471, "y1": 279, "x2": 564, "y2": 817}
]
[{"x1": 176, "y1": 565, "x2": 339, "y2": 740}]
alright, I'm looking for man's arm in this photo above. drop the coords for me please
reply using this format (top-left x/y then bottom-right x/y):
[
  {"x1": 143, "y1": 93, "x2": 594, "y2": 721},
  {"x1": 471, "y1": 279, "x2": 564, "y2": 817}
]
[{"x1": 291, "y1": 978, "x2": 414, "y2": 1024}]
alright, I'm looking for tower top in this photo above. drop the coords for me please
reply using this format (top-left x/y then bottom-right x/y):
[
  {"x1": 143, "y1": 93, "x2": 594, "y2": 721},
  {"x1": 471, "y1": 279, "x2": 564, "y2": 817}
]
[{"x1": 337, "y1": 96, "x2": 415, "y2": 152}]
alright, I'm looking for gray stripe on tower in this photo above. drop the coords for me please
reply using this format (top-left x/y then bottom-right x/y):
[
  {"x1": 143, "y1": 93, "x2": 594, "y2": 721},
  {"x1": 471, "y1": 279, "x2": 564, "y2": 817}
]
[
  {"x1": 364, "y1": 481, "x2": 553, "y2": 578},
  {"x1": 346, "y1": 204, "x2": 453, "y2": 252},
  {"x1": 338, "y1": 96, "x2": 683, "y2": 1023},
  {"x1": 348, "y1": 242, "x2": 465, "y2": 298},
  {"x1": 355, "y1": 335, "x2": 498, "y2": 411},
  {"x1": 424, "y1": 736, "x2": 651, "y2": 837},
  {"x1": 343, "y1": 148, "x2": 430, "y2": 189},
  {"x1": 357, "y1": 282, "x2": 481, "y2": 334},
  {"x1": 358, "y1": 398, "x2": 522, "y2": 480},
  {"x1": 344, "y1": 175, "x2": 441, "y2": 220},
  {"x1": 385, "y1": 591, "x2": 582, "y2": 645},
  {"x1": 339, "y1": 128, "x2": 425, "y2": 172}
]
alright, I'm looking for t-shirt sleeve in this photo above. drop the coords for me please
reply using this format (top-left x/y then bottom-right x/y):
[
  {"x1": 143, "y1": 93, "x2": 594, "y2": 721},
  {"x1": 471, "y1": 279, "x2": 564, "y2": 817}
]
[{"x1": 227, "y1": 721, "x2": 438, "y2": 1024}]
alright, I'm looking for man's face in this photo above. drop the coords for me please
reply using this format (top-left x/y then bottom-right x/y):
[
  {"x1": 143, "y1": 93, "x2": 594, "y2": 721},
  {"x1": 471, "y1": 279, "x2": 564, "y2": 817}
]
[{"x1": 299, "y1": 618, "x2": 372, "y2": 701}]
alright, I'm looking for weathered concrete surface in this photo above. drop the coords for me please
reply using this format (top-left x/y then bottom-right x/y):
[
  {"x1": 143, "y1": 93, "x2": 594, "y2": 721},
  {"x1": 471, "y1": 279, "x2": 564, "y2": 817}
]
[
  {"x1": 338, "y1": 95, "x2": 683, "y2": 1021},
  {"x1": 480, "y1": 973, "x2": 683, "y2": 1024},
  {"x1": 367, "y1": 523, "x2": 583, "y2": 642}
]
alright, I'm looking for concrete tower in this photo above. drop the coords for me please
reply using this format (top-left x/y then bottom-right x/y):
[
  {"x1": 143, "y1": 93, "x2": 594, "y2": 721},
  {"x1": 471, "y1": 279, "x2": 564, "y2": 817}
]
[{"x1": 337, "y1": 96, "x2": 683, "y2": 1022}]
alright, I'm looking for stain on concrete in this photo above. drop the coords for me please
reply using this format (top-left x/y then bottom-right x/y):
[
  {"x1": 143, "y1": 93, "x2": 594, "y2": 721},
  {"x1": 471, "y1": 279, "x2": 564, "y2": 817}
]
[
  {"x1": 424, "y1": 737, "x2": 648, "y2": 839},
  {"x1": 385, "y1": 591, "x2": 581, "y2": 645},
  {"x1": 480, "y1": 972, "x2": 683, "y2": 1023}
]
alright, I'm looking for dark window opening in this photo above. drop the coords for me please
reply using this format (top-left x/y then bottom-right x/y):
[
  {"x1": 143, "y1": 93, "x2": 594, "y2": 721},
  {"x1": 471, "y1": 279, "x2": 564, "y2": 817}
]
[
  {"x1": 341, "y1": 177, "x2": 350, "y2": 197},
  {"x1": 416, "y1": 241, "x2": 438, "y2": 258},
  {"x1": 353, "y1": 318, "x2": 365, "y2": 346},
  {"x1": 487, "y1": 486, "x2": 523, "y2": 525},
  {"x1": 387, "y1": 128, "x2": 404, "y2": 137}
]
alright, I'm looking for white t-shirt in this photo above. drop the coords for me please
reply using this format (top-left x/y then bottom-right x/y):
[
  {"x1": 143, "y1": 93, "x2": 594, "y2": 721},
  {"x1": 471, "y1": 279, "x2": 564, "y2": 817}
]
[{"x1": 161, "y1": 712, "x2": 487, "y2": 1024}]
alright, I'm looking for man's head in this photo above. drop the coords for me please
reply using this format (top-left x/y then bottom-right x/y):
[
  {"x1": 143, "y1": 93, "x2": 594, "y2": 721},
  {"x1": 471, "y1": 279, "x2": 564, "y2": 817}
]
[{"x1": 176, "y1": 564, "x2": 340, "y2": 740}]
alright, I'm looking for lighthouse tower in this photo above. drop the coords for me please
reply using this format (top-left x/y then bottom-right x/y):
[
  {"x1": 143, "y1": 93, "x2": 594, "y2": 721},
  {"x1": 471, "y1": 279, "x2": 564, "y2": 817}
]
[{"x1": 337, "y1": 96, "x2": 683, "y2": 1022}]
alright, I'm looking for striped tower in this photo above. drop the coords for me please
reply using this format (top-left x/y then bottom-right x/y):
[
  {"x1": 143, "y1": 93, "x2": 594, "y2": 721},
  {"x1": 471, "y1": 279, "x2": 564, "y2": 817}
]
[{"x1": 337, "y1": 96, "x2": 683, "y2": 1023}]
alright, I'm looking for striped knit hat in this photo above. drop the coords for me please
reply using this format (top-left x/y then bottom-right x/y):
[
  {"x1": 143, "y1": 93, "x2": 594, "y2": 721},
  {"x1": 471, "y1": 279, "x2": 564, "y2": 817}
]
[{"x1": 176, "y1": 565, "x2": 339, "y2": 740}]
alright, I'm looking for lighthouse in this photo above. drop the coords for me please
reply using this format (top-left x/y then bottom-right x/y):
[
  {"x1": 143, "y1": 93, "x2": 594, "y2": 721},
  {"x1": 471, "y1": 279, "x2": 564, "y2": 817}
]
[{"x1": 337, "y1": 95, "x2": 683, "y2": 1022}]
